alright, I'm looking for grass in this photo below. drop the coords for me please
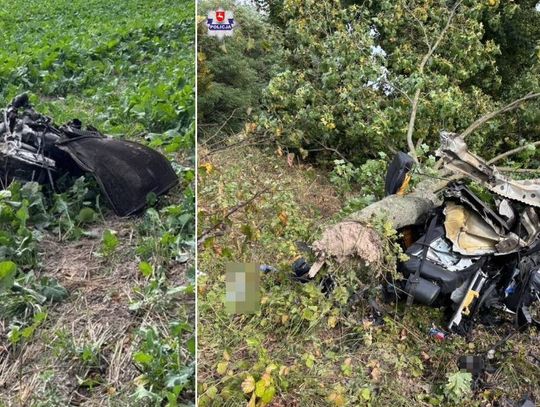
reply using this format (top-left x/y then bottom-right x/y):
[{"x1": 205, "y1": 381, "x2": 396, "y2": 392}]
[
  {"x1": 0, "y1": 0, "x2": 195, "y2": 405},
  {"x1": 197, "y1": 141, "x2": 540, "y2": 406}
]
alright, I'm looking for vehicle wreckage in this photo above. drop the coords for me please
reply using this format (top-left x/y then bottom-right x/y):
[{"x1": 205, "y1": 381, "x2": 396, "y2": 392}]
[
  {"x1": 299, "y1": 132, "x2": 540, "y2": 334},
  {"x1": 0, "y1": 94, "x2": 177, "y2": 216}
]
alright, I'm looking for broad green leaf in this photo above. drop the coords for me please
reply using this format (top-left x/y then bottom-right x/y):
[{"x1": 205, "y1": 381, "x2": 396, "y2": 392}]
[{"x1": 0, "y1": 261, "x2": 17, "y2": 292}]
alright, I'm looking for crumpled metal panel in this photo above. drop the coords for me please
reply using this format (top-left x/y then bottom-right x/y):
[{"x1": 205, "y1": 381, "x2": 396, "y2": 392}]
[
  {"x1": 444, "y1": 202, "x2": 500, "y2": 255},
  {"x1": 0, "y1": 94, "x2": 178, "y2": 217},
  {"x1": 437, "y1": 132, "x2": 540, "y2": 207},
  {"x1": 56, "y1": 134, "x2": 177, "y2": 216}
]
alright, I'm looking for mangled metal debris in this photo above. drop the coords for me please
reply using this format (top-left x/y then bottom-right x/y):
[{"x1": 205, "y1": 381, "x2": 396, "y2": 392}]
[
  {"x1": 395, "y1": 135, "x2": 540, "y2": 332},
  {"x1": 305, "y1": 133, "x2": 540, "y2": 334},
  {"x1": 0, "y1": 94, "x2": 177, "y2": 216},
  {"x1": 438, "y1": 132, "x2": 540, "y2": 208}
]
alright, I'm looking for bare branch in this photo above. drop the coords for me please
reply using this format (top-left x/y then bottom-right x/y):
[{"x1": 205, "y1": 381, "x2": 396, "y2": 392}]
[
  {"x1": 202, "y1": 108, "x2": 239, "y2": 145},
  {"x1": 314, "y1": 139, "x2": 349, "y2": 162},
  {"x1": 496, "y1": 167, "x2": 540, "y2": 174},
  {"x1": 406, "y1": 1, "x2": 462, "y2": 163},
  {"x1": 460, "y1": 92, "x2": 540, "y2": 140},
  {"x1": 403, "y1": 3, "x2": 431, "y2": 50},
  {"x1": 487, "y1": 140, "x2": 540, "y2": 165},
  {"x1": 197, "y1": 187, "x2": 272, "y2": 245}
]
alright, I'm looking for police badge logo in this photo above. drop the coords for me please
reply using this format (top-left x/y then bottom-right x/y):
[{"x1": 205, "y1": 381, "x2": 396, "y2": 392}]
[{"x1": 207, "y1": 8, "x2": 235, "y2": 39}]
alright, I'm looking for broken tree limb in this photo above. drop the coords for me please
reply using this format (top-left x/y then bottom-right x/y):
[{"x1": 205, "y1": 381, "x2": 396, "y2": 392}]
[
  {"x1": 197, "y1": 187, "x2": 271, "y2": 245},
  {"x1": 406, "y1": 1, "x2": 461, "y2": 164},
  {"x1": 346, "y1": 175, "x2": 456, "y2": 229},
  {"x1": 308, "y1": 175, "x2": 458, "y2": 277},
  {"x1": 460, "y1": 92, "x2": 540, "y2": 140},
  {"x1": 434, "y1": 93, "x2": 540, "y2": 170},
  {"x1": 496, "y1": 167, "x2": 540, "y2": 174},
  {"x1": 487, "y1": 140, "x2": 540, "y2": 165}
]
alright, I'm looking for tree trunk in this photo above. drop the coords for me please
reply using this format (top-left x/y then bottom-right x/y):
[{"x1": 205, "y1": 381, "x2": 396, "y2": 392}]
[
  {"x1": 309, "y1": 176, "x2": 455, "y2": 276},
  {"x1": 346, "y1": 176, "x2": 450, "y2": 229}
]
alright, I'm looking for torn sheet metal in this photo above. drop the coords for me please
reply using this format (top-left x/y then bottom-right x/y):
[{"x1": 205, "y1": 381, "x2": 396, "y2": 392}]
[
  {"x1": 437, "y1": 132, "x2": 540, "y2": 207},
  {"x1": 444, "y1": 202, "x2": 501, "y2": 255},
  {"x1": 444, "y1": 183, "x2": 511, "y2": 234},
  {"x1": 0, "y1": 94, "x2": 177, "y2": 216}
]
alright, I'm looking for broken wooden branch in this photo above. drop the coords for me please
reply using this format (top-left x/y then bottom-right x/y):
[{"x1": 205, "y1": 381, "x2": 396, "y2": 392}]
[
  {"x1": 496, "y1": 167, "x2": 540, "y2": 174},
  {"x1": 406, "y1": 1, "x2": 461, "y2": 164},
  {"x1": 460, "y1": 92, "x2": 540, "y2": 140},
  {"x1": 487, "y1": 140, "x2": 540, "y2": 165},
  {"x1": 197, "y1": 187, "x2": 271, "y2": 245}
]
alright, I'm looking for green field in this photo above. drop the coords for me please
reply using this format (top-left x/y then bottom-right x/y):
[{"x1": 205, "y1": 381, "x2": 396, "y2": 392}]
[{"x1": 0, "y1": 1, "x2": 195, "y2": 405}]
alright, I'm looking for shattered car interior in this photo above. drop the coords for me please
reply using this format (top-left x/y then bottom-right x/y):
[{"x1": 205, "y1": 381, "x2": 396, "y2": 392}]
[
  {"x1": 0, "y1": 94, "x2": 177, "y2": 216},
  {"x1": 393, "y1": 133, "x2": 540, "y2": 334}
]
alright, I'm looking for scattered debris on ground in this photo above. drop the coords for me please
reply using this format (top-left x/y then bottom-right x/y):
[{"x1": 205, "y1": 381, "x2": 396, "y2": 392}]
[
  {"x1": 0, "y1": 94, "x2": 177, "y2": 216},
  {"x1": 306, "y1": 133, "x2": 540, "y2": 335}
]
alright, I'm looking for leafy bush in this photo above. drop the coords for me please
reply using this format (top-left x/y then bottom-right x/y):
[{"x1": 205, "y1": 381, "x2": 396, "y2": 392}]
[
  {"x1": 197, "y1": 0, "x2": 284, "y2": 142},
  {"x1": 444, "y1": 371, "x2": 472, "y2": 404},
  {"x1": 133, "y1": 324, "x2": 195, "y2": 404},
  {"x1": 257, "y1": 0, "x2": 540, "y2": 165}
]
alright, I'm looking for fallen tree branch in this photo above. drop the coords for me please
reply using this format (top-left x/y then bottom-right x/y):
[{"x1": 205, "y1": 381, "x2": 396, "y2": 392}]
[
  {"x1": 434, "y1": 94, "x2": 540, "y2": 169},
  {"x1": 198, "y1": 187, "x2": 272, "y2": 245},
  {"x1": 496, "y1": 166, "x2": 540, "y2": 174},
  {"x1": 487, "y1": 140, "x2": 540, "y2": 165},
  {"x1": 406, "y1": 1, "x2": 461, "y2": 164},
  {"x1": 460, "y1": 92, "x2": 540, "y2": 140}
]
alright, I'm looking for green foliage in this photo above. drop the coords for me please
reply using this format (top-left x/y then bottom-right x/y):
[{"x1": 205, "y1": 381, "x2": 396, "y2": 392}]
[
  {"x1": 0, "y1": 1, "x2": 195, "y2": 404},
  {"x1": 0, "y1": 0, "x2": 195, "y2": 141},
  {"x1": 8, "y1": 311, "x2": 48, "y2": 346},
  {"x1": 198, "y1": 0, "x2": 284, "y2": 141},
  {"x1": 257, "y1": 0, "x2": 539, "y2": 164},
  {"x1": 444, "y1": 371, "x2": 473, "y2": 404},
  {"x1": 329, "y1": 160, "x2": 359, "y2": 194},
  {"x1": 0, "y1": 182, "x2": 70, "y2": 327},
  {"x1": 0, "y1": 261, "x2": 17, "y2": 292},
  {"x1": 51, "y1": 176, "x2": 103, "y2": 240},
  {"x1": 132, "y1": 324, "x2": 195, "y2": 405},
  {"x1": 136, "y1": 181, "x2": 195, "y2": 266},
  {"x1": 100, "y1": 229, "x2": 119, "y2": 257}
]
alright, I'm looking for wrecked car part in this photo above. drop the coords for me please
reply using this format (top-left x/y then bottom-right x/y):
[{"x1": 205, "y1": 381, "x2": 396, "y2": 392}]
[
  {"x1": 443, "y1": 199, "x2": 536, "y2": 256},
  {"x1": 56, "y1": 132, "x2": 177, "y2": 216},
  {"x1": 444, "y1": 183, "x2": 540, "y2": 255},
  {"x1": 448, "y1": 268, "x2": 487, "y2": 331},
  {"x1": 259, "y1": 265, "x2": 277, "y2": 273},
  {"x1": 0, "y1": 94, "x2": 177, "y2": 216},
  {"x1": 516, "y1": 397, "x2": 535, "y2": 407},
  {"x1": 444, "y1": 183, "x2": 511, "y2": 234},
  {"x1": 498, "y1": 199, "x2": 517, "y2": 226},
  {"x1": 385, "y1": 152, "x2": 414, "y2": 196},
  {"x1": 400, "y1": 213, "x2": 483, "y2": 296},
  {"x1": 405, "y1": 274, "x2": 440, "y2": 305},
  {"x1": 292, "y1": 257, "x2": 312, "y2": 282},
  {"x1": 504, "y1": 253, "x2": 540, "y2": 327},
  {"x1": 438, "y1": 132, "x2": 540, "y2": 208},
  {"x1": 444, "y1": 202, "x2": 501, "y2": 256}
]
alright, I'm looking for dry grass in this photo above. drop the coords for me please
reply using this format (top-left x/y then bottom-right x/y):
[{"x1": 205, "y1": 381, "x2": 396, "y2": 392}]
[
  {"x1": 197, "y1": 143, "x2": 540, "y2": 406},
  {"x1": 0, "y1": 212, "x2": 189, "y2": 406}
]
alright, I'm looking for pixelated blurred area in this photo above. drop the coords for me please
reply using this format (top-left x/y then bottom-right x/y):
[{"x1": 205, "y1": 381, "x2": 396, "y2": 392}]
[{"x1": 225, "y1": 263, "x2": 260, "y2": 314}]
